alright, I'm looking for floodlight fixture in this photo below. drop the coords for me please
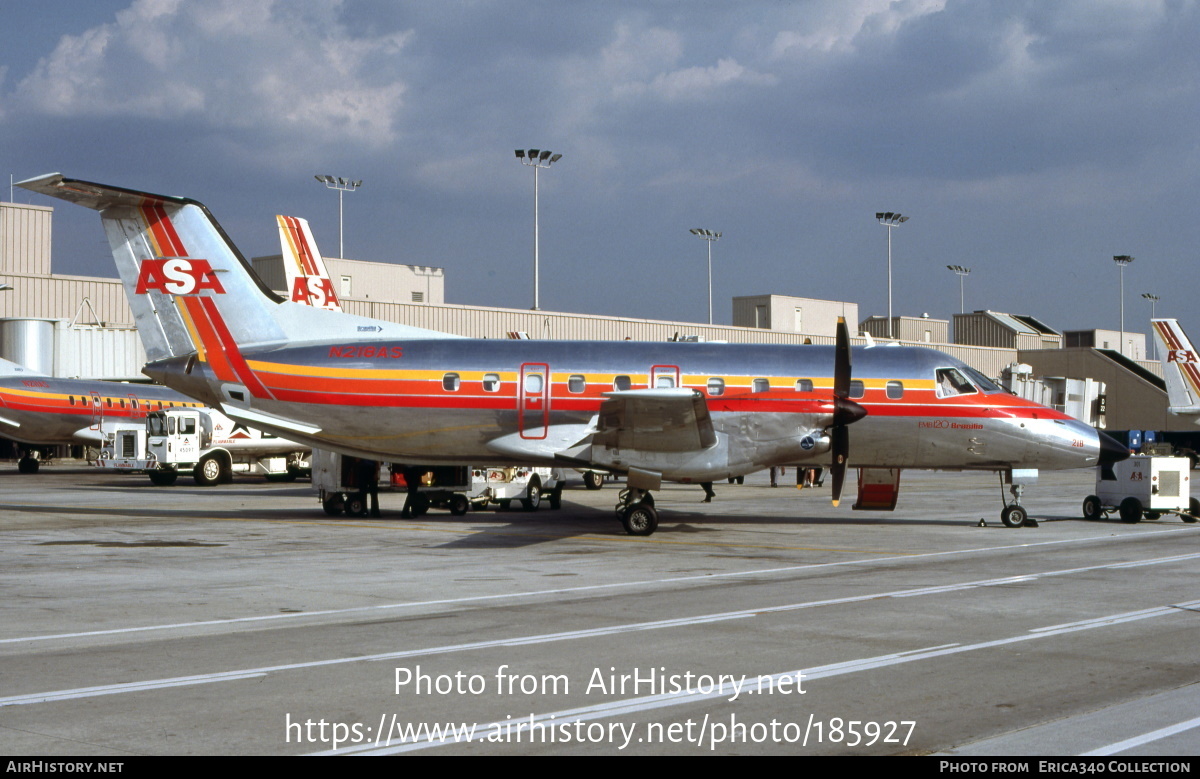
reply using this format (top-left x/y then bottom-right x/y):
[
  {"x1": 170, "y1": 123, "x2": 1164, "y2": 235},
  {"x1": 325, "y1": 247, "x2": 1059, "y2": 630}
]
[
  {"x1": 689, "y1": 227, "x2": 722, "y2": 324},
  {"x1": 314, "y1": 174, "x2": 362, "y2": 258},
  {"x1": 1114, "y1": 255, "x2": 1134, "y2": 357},
  {"x1": 946, "y1": 265, "x2": 971, "y2": 314},
  {"x1": 514, "y1": 148, "x2": 565, "y2": 310},
  {"x1": 876, "y1": 211, "x2": 910, "y2": 338},
  {"x1": 1143, "y1": 292, "x2": 1160, "y2": 360}
]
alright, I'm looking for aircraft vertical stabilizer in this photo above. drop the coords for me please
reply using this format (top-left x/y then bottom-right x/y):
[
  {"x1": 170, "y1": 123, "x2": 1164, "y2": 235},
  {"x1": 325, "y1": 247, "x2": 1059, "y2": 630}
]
[
  {"x1": 17, "y1": 175, "x2": 455, "y2": 367},
  {"x1": 277, "y1": 215, "x2": 342, "y2": 312},
  {"x1": 1151, "y1": 318, "x2": 1200, "y2": 418}
]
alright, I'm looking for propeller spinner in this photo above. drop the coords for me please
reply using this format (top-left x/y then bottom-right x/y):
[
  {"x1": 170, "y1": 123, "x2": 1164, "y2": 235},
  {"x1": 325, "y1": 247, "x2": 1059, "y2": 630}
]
[{"x1": 830, "y1": 317, "x2": 867, "y2": 506}]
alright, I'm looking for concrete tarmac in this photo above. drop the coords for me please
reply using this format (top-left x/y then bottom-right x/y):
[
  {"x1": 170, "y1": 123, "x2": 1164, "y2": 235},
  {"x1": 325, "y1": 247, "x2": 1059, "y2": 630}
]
[{"x1": 1, "y1": 464, "x2": 1198, "y2": 756}]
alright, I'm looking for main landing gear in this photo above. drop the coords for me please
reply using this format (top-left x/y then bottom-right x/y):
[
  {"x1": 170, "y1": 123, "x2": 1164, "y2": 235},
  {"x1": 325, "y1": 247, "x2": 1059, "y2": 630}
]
[{"x1": 615, "y1": 488, "x2": 657, "y2": 536}]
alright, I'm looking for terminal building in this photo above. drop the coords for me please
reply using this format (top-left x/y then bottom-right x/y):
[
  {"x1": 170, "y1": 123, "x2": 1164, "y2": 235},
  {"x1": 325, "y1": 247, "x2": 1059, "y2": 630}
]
[{"x1": 0, "y1": 198, "x2": 1184, "y2": 458}]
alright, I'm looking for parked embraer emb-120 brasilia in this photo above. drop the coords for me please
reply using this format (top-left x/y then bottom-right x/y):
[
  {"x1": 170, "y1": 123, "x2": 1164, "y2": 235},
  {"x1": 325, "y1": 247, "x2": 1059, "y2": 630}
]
[
  {"x1": 0, "y1": 355, "x2": 202, "y2": 473},
  {"x1": 18, "y1": 174, "x2": 1127, "y2": 534}
]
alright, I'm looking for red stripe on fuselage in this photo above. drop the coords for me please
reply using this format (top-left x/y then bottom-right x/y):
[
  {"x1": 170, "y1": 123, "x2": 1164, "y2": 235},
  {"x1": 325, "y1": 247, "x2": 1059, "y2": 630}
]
[
  {"x1": 198, "y1": 297, "x2": 275, "y2": 400},
  {"x1": 249, "y1": 371, "x2": 1069, "y2": 421}
]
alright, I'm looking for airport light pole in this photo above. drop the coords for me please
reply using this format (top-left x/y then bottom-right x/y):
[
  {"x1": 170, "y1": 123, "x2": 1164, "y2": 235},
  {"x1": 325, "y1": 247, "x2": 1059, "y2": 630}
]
[
  {"x1": 314, "y1": 175, "x2": 362, "y2": 259},
  {"x1": 1114, "y1": 255, "x2": 1133, "y2": 357},
  {"x1": 946, "y1": 264, "x2": 971, "y2": 314},
  {"x1": 689, "y1": 228, "x2": 722, "y2": 324},
  {"x1": 876, "y1": 212, "x2": 909, "y2": 339},
  {"x1": 1142, "y1": 292, "x2": 1160, "y2": 360},
  {"x1": 515, "y1": 149, "x2": 563, "y2": 310}
]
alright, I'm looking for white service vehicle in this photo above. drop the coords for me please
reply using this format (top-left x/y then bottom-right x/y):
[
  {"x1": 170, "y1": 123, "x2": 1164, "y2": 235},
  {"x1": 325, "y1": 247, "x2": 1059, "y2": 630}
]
[
  {"x1": 96, "y1": 420, "x2": 151, "y2": 472},
  {"x1": 312, "y1": 449, "x2": 564, "y2": 517},
  {"x1": 99, "y1": 407, "x2": 310, "y2": 486},
  {"x1": 1084, "y1": 455, "x2": 1198, "y2": 523}
]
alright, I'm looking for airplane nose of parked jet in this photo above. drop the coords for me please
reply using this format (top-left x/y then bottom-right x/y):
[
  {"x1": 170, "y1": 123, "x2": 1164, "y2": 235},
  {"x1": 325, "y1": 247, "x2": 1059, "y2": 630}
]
[{"x1": 1097, "y1": 429, "x2": 1130, "y2": 465}]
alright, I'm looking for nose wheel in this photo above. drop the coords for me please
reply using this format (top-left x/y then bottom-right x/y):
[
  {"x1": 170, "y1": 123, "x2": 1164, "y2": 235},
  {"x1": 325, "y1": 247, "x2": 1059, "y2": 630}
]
[
  {"x1": 616, "y1": 488, "x2": 657, "y2": 536},
  {"x1": 998, "y1": 477, "x2": 1038, "y2": 528},
  {"x1": 1001, "y1": 504, "x2": 1029, "y2": 528}
]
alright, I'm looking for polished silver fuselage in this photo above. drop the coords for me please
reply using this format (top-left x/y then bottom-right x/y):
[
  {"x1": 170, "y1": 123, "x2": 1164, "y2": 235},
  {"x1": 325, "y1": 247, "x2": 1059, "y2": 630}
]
[{"x1": 147, "y1": 338, "x2": 1109, "y2": 480}]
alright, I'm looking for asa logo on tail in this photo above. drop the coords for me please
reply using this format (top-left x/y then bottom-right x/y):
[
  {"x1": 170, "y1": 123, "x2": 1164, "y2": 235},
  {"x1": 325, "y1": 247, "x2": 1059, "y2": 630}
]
[
  {"x1": 290, "y1": 275, "x2": 340, "y2": 309},
  {"x1": 135, "y1": 258, "x2": 225, "y2": 295},
  {"x1": 1168, "y1": 349, "x2": 1197, "y2": 364}
]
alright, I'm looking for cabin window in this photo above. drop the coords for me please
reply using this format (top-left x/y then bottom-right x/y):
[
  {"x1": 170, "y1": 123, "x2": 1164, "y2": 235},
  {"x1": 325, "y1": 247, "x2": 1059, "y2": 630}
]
[
  {"x1": 935, "y1": 368, "x2": 977, "y2": 398},
  {"x1": 656, "y1": 375, "x2": 675, "y2": 388},
  {"x1": 568, "y1": 375, "x2": 586, "y2": 393},
  {"x1": 482, "y1": 373, "x2": 500, "y2": 392},
  {"x1": 525, "y1": 373, "x2": 544, "y2": 394},
  {"x1": 106, "y1": 398, "x2": 112, "y2": 408},
  {"x1": 613, "y1": 375, "x2": 631, "y2": 391},
  {"x1": 119, "y1": 399, "x2": 126, "y2": 409},
  {"x1": 69, "y1": 396, "x2": 76, "y2": 406},
  {"x1": 753, "y1": 378, "x2": 770, "y2": 393},
  {"x1": 886, "y1": 381, "x2": 904, "y2": 399},
  {"x1": 795, "y1": 379, "x2": 813, "y2": 393},
  {"x1": 131, "y1": 399, "x2": 139, "y2": 409},
  {"x1": 442, "y1": 373, "x2": 461, "y2": 391},
  {"x1": 707, "y1": 378, "x2": 725, "y2": 396},
  {"x1": 849, "y1": 380, "x2": 865, "y2": 399}
]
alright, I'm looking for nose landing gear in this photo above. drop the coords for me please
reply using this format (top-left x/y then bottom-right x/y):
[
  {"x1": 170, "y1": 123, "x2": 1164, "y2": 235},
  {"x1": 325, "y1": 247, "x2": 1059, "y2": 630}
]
[{"x1": 998, "y1": 470, "x2": 1039, "y2": 528}]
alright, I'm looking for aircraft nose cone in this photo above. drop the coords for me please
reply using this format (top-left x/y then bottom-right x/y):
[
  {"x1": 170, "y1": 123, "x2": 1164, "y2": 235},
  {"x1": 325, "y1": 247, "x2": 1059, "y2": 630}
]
[{"x1": 1097, "y1": 430, "x2": 1130, "y2": 465}]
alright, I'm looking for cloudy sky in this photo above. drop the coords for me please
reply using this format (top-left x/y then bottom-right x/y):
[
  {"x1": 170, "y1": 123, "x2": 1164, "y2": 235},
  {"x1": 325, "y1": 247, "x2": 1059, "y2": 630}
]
[{"x1": 3, "y1": 0, "x2": 1198, "y2": 336}]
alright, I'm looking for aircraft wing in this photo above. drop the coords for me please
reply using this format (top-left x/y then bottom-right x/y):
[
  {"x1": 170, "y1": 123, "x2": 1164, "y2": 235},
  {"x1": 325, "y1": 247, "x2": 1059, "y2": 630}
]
[{"x1": 594, "y1": 388, "x2": 717, "y2": 452}]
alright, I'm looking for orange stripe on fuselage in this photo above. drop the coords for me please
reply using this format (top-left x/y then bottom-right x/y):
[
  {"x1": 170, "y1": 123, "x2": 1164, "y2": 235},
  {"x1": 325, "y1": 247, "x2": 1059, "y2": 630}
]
[
  {"x1": 240, "y1": 358, "x2": 1070, "y2": 421},
  {"x1": 198, "y1": 297, "x2": 274, "y2": 399}
]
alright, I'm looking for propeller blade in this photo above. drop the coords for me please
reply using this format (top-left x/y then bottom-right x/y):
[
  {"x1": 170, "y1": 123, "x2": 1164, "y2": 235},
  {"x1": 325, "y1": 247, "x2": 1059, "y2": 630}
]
[
  {"x1": 829, "y1": 317, "x2": 857, "y2": 507},
  {"x1": 834, "y1": 316, "x2": 851, "y2": 400},
  {"x1": 830, "y1": 424, "x2": 849, "y2": 506}
]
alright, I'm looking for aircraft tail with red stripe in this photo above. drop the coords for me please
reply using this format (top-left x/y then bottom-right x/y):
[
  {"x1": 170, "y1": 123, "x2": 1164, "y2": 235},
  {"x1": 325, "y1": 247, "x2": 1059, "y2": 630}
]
[
  {"x1": 277, "y1": 214, "x2": 342, "y2": 312},
  {"x1": 17, "y1": 175, "x2": 451, "y2": 369},
  {"x1": 1151, "y1": 318, "x2": 1200, "y2": 418}
]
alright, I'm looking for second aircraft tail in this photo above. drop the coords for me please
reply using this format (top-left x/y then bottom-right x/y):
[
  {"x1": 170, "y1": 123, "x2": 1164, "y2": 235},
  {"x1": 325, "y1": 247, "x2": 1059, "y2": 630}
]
[{"x1": 1151, "y1": 318, "x2": 1200, "y2": 416}]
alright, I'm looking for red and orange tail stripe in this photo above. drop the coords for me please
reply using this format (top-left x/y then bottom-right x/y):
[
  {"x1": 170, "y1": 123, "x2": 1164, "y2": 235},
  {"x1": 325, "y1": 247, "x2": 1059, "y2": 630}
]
[
  {"x1": 277, "y1": 215, "x2": 321, "y2": 277},
  {"x1": 1153, "y1": 320, "x2": 1200, "y2": 398},
  {"x1": 137, "y1": 204, "x2": 275, "y2": 401}
]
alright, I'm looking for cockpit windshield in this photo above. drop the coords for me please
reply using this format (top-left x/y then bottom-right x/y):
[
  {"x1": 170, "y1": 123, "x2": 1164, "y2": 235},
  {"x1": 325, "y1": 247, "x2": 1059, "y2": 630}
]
[
  {"x1": 960, "y1": 365, "x2": 1004, "y2": 394},
  {"x1": 935, "y1": 367, "x2": 977, "y2": 398}
]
